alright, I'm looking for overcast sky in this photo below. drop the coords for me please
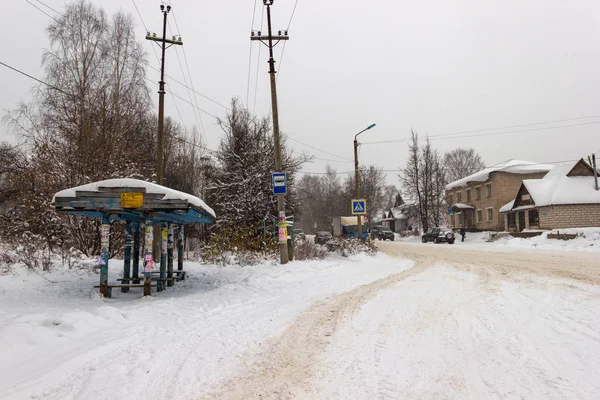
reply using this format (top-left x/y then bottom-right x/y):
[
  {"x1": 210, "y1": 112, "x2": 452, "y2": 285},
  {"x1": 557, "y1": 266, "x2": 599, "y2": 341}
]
[{"x1": 2, "y1": 0, "x2": 600, "y2": 186}]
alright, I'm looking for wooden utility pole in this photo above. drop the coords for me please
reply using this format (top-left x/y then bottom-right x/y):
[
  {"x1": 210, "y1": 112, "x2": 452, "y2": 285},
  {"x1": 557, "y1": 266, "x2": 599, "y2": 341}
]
[
  {"x1": 146, "y1": 4, "x2": 183, "y2": 261},
  {"x1": 251, "y1": 0, "x2": 290, "y2": 264},
  {"x1": 354, "y1": 124, "x2": 376, "y2": 240}
]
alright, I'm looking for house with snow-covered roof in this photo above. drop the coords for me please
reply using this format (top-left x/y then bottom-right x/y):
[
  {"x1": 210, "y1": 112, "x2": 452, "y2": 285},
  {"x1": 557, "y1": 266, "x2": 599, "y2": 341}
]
[
  {"x1": 500, "y1": 159, "x2": 600, "y2": 231},
  {"x1": 445, "y1": 160, "x2": 554, "y2": 231},
  {"x1": 381, "y1": 204, "x2": 416, "y2": 233}
]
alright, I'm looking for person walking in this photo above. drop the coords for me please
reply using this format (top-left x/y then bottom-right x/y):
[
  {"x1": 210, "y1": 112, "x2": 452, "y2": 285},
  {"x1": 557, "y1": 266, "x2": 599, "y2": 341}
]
[{"x1": 460, "y1": 227, "x2": 466, "y2": 242}]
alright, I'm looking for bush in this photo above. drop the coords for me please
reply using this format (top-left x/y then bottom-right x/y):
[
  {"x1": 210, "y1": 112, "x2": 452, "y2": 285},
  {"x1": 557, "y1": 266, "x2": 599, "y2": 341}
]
[
  {"x1": 293, "y1": 238, "x2": 327, "y2": 260},
  {"x1": 14, "y1": 232, "x2": 52, "y2": 271},
  {"x1": 326, "y1": 237, "x2": 378, "y2": 257},
  {"x1": 201, "y1": 225, "x2": 278, "y2": 266},
  {"x1": 0, "y1": 247, "x2": 16, "y2": 275}
]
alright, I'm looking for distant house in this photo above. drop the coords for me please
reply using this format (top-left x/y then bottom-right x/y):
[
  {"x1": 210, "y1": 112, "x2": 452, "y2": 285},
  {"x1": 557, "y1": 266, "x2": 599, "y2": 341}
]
[
  {"x1": 381, "y1": 204, "x2": 417, "y2": 233},
  {"x1": 445, "y1": 160, "x2": 553, "y2": 231},
  {"x1": 500, "y1": 159, "x2": 600, "y2": 231}
]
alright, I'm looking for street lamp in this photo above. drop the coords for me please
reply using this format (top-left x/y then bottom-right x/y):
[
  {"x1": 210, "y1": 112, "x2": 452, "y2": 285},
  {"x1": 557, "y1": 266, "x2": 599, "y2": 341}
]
[{"x1": 354, "y1": 123, "x2": 376, "y2": 239}]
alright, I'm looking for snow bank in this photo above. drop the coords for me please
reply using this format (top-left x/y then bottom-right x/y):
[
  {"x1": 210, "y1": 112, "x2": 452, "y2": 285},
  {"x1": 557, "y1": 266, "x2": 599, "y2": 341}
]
[
  {"x1": 0, "y1": 253, "x2": 412, "y2": 400},
  {"x1": 395, "y1": 228, "x2": 600, "y2": 252},
  {"x1": 52, "y1": 178, "x2": 215, "y2": 218}
]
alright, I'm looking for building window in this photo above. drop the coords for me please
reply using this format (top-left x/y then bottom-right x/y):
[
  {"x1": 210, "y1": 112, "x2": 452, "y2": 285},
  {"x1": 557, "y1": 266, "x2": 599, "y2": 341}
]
[
  {"x1": 447, "y1": 194, "x2": 454, "y2": 204},
  {"x1": 476, "y1": 209, "x2": 482, "y2": 223},
  {"x1": 457, "y1": 192, "x2": 462, "y2": 203},
  {"x1": 450, "y1": 214, "x2": 455, "y2": 227},
  {"x1": 522, "y1": 193, "x2": 531, "y2": 201},
  {"x1": 476, "y1": 187, "x2": 481, "y2": 200},
  {"x1": 467, "y1": 189, "x2": 471, "y2": 202},
  {"x1": 458, "y1": 213, "x2": 464, "y2": 225},
  {"x1": 529, "y1": 209, "x2": 539, "y2": 225},
  {"x1": 486, "y1": 208, "x2": 493, "y2": 222},
  {"x1": 486, "y1": 184, "x2": 492, "y2": 198}
]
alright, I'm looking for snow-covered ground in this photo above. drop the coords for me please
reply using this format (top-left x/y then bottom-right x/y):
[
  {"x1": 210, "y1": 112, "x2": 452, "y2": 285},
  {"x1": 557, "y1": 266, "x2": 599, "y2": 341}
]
[
  {"x1": 394, "y1": 227, "x2": 600, "y2": 252},
  {"x1": 314, "y1": 264, "x2": 600, "y2": 399},
  {"x1": 2, "y1": 238, "x2": 600, "y2": 399},
  {"x1": 0, "y1": 253, "x2": 411, "y2": 400}
]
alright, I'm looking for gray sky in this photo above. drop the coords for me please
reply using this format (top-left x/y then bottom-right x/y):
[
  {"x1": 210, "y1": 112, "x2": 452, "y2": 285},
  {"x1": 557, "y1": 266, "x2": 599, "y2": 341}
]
[{"x1": 2, "y1": 0, "x2": 600, "y2": 186}]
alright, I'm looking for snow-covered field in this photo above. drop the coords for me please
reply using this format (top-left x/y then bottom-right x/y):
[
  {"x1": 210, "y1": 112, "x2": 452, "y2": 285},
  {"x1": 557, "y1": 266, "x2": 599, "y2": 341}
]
[{"x1": 0, "y1": 253, "x2": 411, "y2": 400}]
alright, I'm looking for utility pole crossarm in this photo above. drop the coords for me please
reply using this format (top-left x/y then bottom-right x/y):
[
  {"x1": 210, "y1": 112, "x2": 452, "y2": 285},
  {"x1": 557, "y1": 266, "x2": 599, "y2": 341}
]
[
  {"x1": 250, "y1": 35, "x2": 289, "y2": 41},
  {"x1": 146, "y1": 34, "x2": 184, "y2": 46}
]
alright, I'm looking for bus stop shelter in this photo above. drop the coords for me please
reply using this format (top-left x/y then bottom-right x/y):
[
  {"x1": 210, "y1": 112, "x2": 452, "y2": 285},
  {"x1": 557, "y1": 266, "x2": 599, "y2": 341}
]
[{"x1": 52, "y1": 178, "x2": 215, "y2": 297}]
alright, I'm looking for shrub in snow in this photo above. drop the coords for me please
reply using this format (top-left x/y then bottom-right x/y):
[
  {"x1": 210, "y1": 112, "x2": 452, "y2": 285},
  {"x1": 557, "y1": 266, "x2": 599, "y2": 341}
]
[
  {"x1": 294, "y1": 239, "x2": 327, "y2": 260},
  {"x1": 201, "y1": 225, "x2": 278, "y2": 266},
  {"x1": 0, "y1": 248, "x2": 16, "y2": 275},
  {"x1": 325, "y1": 237, "x2": 378, "y2": 257}
]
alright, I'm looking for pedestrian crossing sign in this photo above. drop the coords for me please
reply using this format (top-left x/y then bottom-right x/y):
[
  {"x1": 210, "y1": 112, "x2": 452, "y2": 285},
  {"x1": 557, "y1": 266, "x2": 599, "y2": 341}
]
[{"x1": 351, "y1": 199, "x2": 367, "y2": 215}]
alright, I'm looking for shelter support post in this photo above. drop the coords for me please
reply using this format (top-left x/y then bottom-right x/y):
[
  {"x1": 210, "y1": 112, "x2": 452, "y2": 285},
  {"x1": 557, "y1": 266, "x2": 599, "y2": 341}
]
[
  {"x1": 122, "y1": 221, "x2": 132, "y2": 293},
  {"x1": 167, "y1": 223, "x2": 174, "y2": 287},
  {"x1": 143, "y1": 220, "x2": 153, "y2": 296},
  {"x1": 177, "y1": 225, "x2": 184, "y2": 271},
  {"x1": 132, "y1": 222, "x2": 140, "y2": 284},
  {"x1": 158, "y1": 222, "x2": 167, "y2": 292},
  {"x1": 99, "y1": 214, "x2": 110, "y2": 297}
]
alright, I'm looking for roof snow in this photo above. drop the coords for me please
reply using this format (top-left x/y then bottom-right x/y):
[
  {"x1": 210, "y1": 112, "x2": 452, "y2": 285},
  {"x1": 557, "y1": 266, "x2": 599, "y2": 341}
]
[
  {"x1": 499, "y1": 200, "x2": 514, "y2": 213},
  {"x1": 522, "y1": 161, "x2": 600, "y2": 207},
  {"x1": 445, "y1": 160, "x2": 554, "y2": 190},
  {"x1": 52, "y1": 178, "x2": 215, "y2": 218}
]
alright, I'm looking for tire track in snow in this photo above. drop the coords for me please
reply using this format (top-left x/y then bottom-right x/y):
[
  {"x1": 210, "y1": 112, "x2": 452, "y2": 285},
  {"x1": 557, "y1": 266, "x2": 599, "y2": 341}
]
[{"x1": 202, "y1": 262, "x2": 429, "y2": 399}]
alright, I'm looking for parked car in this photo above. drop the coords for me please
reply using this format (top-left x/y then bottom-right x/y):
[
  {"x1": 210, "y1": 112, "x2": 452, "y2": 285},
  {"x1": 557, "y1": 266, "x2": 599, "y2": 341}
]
[
  {"x1": 370, "y1": 225, "x2": 395, "y2": 241},
  {"x1": 293, "y1": 229, "x2": 306, "y2": 240},
  {"x1": 422, "y1": 227, "x2": 455, "y2": 244},
  {"x1": 315, "y1": 231, "x2": 333, "y2": 245}
]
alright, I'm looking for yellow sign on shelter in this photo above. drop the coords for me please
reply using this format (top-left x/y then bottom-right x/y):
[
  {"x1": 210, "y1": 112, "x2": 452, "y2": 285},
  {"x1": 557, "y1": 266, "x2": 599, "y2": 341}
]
[{"x1": 120, "y1": 192, "x2": 144, "y2": 208}]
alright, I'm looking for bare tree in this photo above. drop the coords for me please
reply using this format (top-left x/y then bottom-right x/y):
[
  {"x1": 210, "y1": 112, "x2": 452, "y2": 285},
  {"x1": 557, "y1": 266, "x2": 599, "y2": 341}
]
[
  {"x1": 444, "y1": 148, "x2": 485, "y2": 184},
  {"x1": 400, "y1": 131, "x2": 446, "y2": 232}
]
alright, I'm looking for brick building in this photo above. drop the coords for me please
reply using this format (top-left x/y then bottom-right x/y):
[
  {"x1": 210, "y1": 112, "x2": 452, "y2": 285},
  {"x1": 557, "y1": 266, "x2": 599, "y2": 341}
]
[
  {"x1": 445, "y1": 160, "x2": 553, "y2": 231},
  {"x1": 500, "y1": 159, "x2": 600, "y2": 231}
]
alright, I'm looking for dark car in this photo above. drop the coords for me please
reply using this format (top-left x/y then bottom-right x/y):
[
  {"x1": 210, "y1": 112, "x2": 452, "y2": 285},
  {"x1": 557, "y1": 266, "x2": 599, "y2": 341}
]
[
  {"x1": 315, "y1": 231, "x2": 333, "y2": 245},
  {"x1": 422, "y1": 227, "x2": 455, "y2": 244},
  {"x1": 370, "y1": 225, "x2": 395, "y2": 241},
  {"x1": 293, "y1": 229, "x2": 306, "y2": 240}
]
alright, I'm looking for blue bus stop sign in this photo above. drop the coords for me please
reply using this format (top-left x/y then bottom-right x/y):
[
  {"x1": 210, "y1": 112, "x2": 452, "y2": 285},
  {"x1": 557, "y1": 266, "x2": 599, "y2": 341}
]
[{"x1": 272, "y1": 172, "x2": 286, "y2": 195}]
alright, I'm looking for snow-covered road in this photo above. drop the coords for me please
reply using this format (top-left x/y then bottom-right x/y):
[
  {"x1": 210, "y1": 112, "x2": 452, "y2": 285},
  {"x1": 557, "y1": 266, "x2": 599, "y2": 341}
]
[{"x1": 209, "y1": 243, "x2": 600, "y2": 399}]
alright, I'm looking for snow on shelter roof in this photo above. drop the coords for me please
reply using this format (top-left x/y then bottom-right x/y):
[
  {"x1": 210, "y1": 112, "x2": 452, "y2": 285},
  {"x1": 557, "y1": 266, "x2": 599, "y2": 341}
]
[
  {"x1": 52, "y1": 178, "x2": 215, "y2": 218},
  {"x1": 522, "y1": 161, "x2": 600, "y2": 207},
  {"x1": 445, "y1": 160, "x2": 554, "y2": 190}
]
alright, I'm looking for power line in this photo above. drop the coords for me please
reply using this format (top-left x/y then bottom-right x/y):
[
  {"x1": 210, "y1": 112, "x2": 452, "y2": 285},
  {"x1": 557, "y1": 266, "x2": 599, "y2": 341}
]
[
  {"x1": 297, "y1": 159, "x2": 585, "y2": 176},
  {"x1": 166, "y1": 2, "x2": 207, "y2": 136},
  {"x1": 362, "y1": 115, "x2": 600, "y2": 145},
  {"x1": 287, "y1": 137, "x2": 353, "y2": 161},
  {"x1": 247, "y1": 0, "x2": 258, "y2": 106},
  {"x1": 24, "y1": 0, "x2": 59, "y2": 22},
  {"x1": 253, "y1": 5, "x2": 265, "y2": 113},
  {"x1": 170, "y1": 91, "x2": 218, "y2": 119},
  {"x1": 1, "y1": 60, "x2": 67, "y2": 95},
  {"x1": 277, "y1": 0, "x2": 299, "y2": 80},
  {"x1": 33, "y1": 0, "x2": 63, "y2": 16},
  {"x1": 131, "y1": 0, "x2": 228, "y2": 115}
]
